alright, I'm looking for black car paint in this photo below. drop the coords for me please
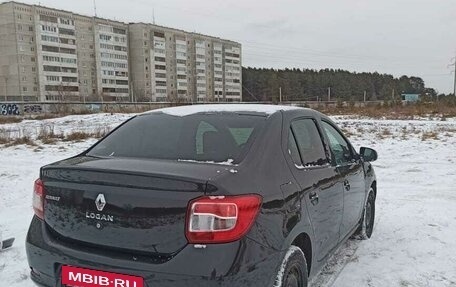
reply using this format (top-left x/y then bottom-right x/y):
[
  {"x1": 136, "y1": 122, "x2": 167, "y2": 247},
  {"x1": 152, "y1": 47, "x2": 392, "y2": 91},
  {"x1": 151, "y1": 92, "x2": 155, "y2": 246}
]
[{"x1": 26, "y1": 108, "x2": 376, "y2": 286}]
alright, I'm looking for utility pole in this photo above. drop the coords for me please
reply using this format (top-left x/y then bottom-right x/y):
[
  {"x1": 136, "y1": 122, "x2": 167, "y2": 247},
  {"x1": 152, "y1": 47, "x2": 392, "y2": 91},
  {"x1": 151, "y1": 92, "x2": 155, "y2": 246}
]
[
  {"x1": 328, "y1": 87, "x2": 331, "y2": 102},
  {"x1": 392, "y1": 89, "x2": 395, "y2": 101},
  {"x1": 153, "y1": 8, "x2": 156, "y2": 25},
  {"x1": 93, "y1": 0, "x2": 97, "y2": 17},
  {"x1": 449, "y1": 55, "x2": 456, "y2": 96},
  {"x1": 364, "y1": 90, "x2": 367, "y2": 102},
  {"x1": 279, "y1": 86, "x2": 282, "y2": 103},
  {"x1": 454, "y1": 58, "x2": 456, "y2": 96}
]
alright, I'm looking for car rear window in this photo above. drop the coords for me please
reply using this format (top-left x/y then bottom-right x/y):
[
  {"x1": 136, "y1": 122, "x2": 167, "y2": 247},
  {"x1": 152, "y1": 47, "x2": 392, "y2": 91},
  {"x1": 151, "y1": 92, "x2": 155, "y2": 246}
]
[{"x1": 87, "y1": 112, "x2": 266, "y2": 164}]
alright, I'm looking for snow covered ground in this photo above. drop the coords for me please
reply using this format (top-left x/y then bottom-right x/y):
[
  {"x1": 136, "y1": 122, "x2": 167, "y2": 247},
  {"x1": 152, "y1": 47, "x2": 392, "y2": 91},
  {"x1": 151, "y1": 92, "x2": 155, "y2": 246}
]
[{"x1": 1, "y1": 113, "x2": 455, "y2": 286}]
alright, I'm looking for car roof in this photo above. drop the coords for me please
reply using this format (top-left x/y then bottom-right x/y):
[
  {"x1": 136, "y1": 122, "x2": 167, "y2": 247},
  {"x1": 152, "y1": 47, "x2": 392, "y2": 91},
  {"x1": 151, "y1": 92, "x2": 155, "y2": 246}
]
[{"x1": 143, "y1": 104, "x2": 309, "y2": 117}]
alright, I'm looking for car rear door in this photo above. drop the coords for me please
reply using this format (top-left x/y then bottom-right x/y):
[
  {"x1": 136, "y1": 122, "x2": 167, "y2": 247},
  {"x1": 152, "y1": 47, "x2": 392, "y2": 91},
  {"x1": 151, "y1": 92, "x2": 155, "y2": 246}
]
[
  {"x1": 320, "y1": 120, "x2": 365, "y2": 239},
  {"x1": 284, "y1": 117, "x2": 344, "y2": 262}
]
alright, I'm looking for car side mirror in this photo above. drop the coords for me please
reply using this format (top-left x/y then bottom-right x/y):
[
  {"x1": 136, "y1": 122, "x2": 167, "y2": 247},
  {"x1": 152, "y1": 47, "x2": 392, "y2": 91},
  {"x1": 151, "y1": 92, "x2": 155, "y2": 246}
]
[{"x1": 360, "y1": 147, "x2": 377, "y2": 162}]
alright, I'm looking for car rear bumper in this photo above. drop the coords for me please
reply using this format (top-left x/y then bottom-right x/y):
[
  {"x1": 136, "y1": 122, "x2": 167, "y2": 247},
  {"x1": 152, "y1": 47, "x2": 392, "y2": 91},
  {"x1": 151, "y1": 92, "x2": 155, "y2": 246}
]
[{"x1": 26, "y1": 216, "x2": 284, "y2": 287}]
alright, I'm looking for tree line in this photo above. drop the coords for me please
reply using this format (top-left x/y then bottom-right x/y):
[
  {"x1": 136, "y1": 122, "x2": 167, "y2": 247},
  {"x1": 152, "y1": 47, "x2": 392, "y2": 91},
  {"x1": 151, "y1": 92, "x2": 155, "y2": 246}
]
[{"x1": 241, "y1": 67, "x2": 443, "y2": 102}]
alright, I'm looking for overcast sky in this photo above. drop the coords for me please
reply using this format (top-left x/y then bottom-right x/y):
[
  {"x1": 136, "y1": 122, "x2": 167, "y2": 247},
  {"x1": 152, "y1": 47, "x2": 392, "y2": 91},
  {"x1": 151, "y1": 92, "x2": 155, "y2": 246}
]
[{"x1": 10, "y1": 0, "x2": 456, "y2": 94}]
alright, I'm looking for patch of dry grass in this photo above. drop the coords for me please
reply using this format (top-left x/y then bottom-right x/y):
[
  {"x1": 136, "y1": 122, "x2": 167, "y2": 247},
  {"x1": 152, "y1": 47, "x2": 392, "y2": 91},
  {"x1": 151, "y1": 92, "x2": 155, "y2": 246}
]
[
  {"x1": 31, "y1": 114, "x2": 60, "y2": 120},
  {"x1": 37, "y1": 128, "x2": 64, "y2": 145},
  {"x1": 320, "y1": 103, "x2": 456, "y2": 120},
  {"x1": 5, "y1": 136, "x2": 37, "y2": 147},
  {"x1": 63, "y1": 128, "x2": 110, "y2": 142},
  {"x1": 341, "y1": 128, "x2": 354, "y2": 138},
  {"x1": 0, "y1": 117, "x2": 23, "y2": 124},
  {"x1": 63, "y1": 132, "x2": 93, "y2": 142},
  {"x1": 356, "y1": 126, "x2": 365, "y2": 134},
  {"x1": 0, "y1": 129, "x2": 11, "y2": 144},
  {"x1": 383, "y1": 128, "x2": 392, "y2": 135},
  {"x1": 0, "y1": 136, "x2": 9, "y2": 144},
  {"x1": 93, "y1": 127, "x2": 110, "y2": 138},
  {"x1": 421, "y1": 131, "x2": 439, "y2": 141}
]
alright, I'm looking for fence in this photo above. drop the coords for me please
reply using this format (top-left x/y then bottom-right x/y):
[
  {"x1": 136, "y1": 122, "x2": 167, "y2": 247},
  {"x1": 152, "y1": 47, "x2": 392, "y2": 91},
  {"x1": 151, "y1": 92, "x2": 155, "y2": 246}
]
[{"x1": 0, "y1": 100, "x2": 387, "y2": 117}]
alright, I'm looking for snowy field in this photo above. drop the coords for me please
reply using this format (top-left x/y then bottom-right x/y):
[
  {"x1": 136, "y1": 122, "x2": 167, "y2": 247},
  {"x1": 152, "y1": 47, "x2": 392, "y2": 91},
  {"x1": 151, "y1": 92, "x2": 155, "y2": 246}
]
[{"x1": 1, "y1": 113, "x2": 456, "y2": 286}]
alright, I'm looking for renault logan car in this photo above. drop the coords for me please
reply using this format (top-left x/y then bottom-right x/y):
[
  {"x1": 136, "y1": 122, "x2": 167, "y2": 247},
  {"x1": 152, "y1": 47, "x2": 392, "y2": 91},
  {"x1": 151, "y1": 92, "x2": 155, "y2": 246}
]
[{"x1": 26, "y1": 104, "x2": 377, "y2": 287}]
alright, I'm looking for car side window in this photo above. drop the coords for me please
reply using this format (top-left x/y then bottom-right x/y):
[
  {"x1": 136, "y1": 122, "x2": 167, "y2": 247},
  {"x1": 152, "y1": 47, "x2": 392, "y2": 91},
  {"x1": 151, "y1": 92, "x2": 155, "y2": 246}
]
[
  {"x1": 290, "y1": 119, "x2": 328, "y2": 167},
  {"x1": 287, "y1": 128, "x2": 302, "y2": 166},
  {"x1": 321, "y1": 121, "x2": 353, "y2": 166}
]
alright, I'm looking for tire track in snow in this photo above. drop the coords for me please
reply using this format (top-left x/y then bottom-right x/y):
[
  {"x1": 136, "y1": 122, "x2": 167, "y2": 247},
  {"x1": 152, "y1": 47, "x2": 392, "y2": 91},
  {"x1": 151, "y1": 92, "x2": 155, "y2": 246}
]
[
  {"x1": 310, "y1": 238, "x2": 361, "y2": 287},
  {"x1": 311, "y1": 206, "x2": 386, "y2": 287}
]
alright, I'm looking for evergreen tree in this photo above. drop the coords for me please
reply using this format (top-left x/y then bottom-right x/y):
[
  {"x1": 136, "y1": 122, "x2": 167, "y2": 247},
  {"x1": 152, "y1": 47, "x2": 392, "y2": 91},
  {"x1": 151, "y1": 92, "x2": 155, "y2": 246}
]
[{"x1": 242, "y1": 67, "x2": 428, "y2": 102}]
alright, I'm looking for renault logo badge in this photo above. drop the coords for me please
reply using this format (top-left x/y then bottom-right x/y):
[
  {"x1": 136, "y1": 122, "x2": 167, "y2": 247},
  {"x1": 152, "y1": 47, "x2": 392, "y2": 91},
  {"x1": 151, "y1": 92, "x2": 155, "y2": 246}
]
[{"x1": 95, "y1": 194, "x2": 106, "y2": 211}]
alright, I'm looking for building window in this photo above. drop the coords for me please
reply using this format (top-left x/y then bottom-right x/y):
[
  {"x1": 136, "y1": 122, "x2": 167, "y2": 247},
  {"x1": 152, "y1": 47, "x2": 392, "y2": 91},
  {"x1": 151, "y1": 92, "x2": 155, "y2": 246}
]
[
  {"x1": 59, "y1": 28, "x2": 75, "y2": 36},
  {"x1": 41, "y1": 25, "x2": 57, "y2": 33},
  {"x1": 40, "y1": 15, "x2": 57, "y2": 23},
  {"x1": 23, "y1": 87, "x2": 28, "y2": 92},
  {"x1": 46, "y1": 75, "x2": 59, "y2": 81}
]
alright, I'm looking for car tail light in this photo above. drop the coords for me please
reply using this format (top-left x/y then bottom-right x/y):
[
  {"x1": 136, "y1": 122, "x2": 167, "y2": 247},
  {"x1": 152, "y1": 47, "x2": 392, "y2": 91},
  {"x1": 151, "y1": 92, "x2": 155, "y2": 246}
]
[
  {"x1": 185, "y1": 195, "x2": 262, "y2": 244},
  {"x1": 33, "y1": 179, "x2": 45, "y2": 219}
]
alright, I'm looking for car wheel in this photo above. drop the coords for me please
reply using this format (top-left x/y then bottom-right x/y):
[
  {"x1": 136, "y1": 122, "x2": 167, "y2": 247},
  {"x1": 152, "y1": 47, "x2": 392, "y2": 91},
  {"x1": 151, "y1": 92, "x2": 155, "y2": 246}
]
[
  {"x1": 274, "y1": 245, "x2": 308, "y2": 287},
  {"x1": 355, "y1": 188, "x2": 376, "y2": 240}
]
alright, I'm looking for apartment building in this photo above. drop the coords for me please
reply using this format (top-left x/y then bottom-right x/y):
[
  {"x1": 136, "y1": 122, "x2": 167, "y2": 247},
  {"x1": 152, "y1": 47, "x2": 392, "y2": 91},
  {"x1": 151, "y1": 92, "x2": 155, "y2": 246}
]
[
  {"x1": 128, "y1": 23, "x2": 242, "y2": 102},
  {"x1": 94, "y1": 20, "x2": 129, "y2": 100},
  {"x1": 0, "y1": 1, "x2": 242, "y2": 102}
]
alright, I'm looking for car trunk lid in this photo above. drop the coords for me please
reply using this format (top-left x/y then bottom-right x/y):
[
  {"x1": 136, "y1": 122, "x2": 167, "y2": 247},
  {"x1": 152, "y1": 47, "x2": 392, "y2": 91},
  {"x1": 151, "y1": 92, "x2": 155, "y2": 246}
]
[{"x1": 41, "y1": 156, "x2": 225, "y2": 256}]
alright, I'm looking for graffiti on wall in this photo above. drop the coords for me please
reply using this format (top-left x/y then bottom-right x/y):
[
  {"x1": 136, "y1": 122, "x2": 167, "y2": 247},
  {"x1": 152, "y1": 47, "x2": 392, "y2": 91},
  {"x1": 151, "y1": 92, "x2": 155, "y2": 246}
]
[
  {"x1": 24, "y1": 104, "x2": 43, "y2": 114},
  {"x1": 0, "y1": 104, "x2": 20, "y2": 116},
  {"x1": 86, "y1": 104, "x2": 102, "y2": 112}
]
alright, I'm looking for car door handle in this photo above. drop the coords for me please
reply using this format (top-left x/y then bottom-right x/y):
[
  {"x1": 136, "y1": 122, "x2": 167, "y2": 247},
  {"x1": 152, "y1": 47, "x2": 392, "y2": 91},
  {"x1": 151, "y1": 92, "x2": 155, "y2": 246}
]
[
  {"x1": 344, "y1": 180, "x2": 351, "y2": 191},
  {"x1": 309, "y1": 191, "x2": 319, "y2": 205}
]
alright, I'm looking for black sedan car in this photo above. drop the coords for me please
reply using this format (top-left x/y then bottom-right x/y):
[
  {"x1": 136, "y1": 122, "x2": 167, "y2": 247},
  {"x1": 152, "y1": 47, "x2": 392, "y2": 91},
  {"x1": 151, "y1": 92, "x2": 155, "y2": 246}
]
[{"x1": 26, "y1": 104, "x2": 377, "y2": 287}]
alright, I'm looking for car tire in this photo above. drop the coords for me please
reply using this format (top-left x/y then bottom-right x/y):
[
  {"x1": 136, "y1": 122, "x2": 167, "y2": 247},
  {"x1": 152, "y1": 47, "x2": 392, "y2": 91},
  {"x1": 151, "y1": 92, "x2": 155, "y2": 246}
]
[
  {"x1": 273, "y1": 245, "x2": 308, "y2": 287},
  {"x1": 354, "y1": 187, "x2": 376, "y2": 240}
]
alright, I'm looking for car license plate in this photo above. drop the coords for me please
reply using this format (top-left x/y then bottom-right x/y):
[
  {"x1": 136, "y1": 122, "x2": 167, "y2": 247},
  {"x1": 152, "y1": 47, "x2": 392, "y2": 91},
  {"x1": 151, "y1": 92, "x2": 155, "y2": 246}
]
[{"x1": 61, "y1": 265, "x2": 144, "y2": 287}]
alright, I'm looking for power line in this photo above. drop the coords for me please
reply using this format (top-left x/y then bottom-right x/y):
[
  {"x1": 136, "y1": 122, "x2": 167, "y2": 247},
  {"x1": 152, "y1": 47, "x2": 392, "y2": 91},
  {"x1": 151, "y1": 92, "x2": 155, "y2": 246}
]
[
  {"x1": 239, "y1": 40, "x2": 448, "y2": 63},
  {"x1": 242, "y1": 85, "x2": 259, "y2": 101},
  {"x1": 242, "y1": 45, "x2": 447, "y2": 66}
]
